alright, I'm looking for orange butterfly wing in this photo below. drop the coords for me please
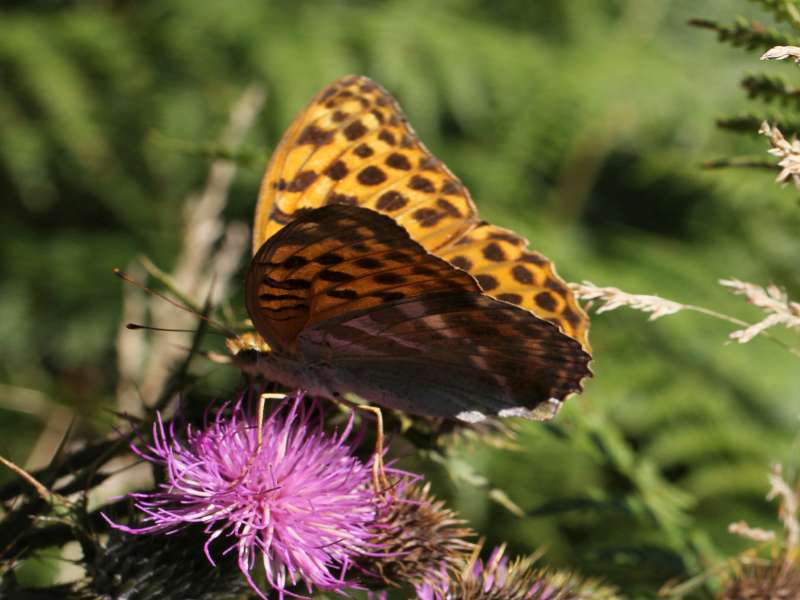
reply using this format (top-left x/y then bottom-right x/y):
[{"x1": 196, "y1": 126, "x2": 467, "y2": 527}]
[
  {"x1": 438, "y1": 223, "x2": 589, "y2": 346},
  {"x1": 252, "y1": 76, "x2": 476, "y2": 255},
  {"x1": 253, "y1": 75, "x2": 590, "y2": 351}
]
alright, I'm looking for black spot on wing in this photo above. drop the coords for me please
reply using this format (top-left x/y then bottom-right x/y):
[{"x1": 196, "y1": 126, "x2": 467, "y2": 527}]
[
  {"x1": 327, "y1": 289, "x2": 359, "y2": 300},
  {"x1": 287, "y1": 171, "x2": 318, "y2": 192},
  {"x1": 358, "y1": 166, "x2": 387, "y2": 185},
  {"x1": 326, "y1": 192, "x2": 359, "y2": 206},
  {"x1": 385, "y1": 153, "x2": 411, "y2": 170},
  {"x1": 297, "y1": 125, "x2": 334, "y2": 146},
  {"x1": 344, "y1": 120, "x2": 368, "y2": 140},
  {"x1": 325, "y1": 160, "x2": 349, "y2": 181},
  {"x1": 535, "y1": 291, "x2": 557, "y2": 311},
  {"x1": 512, "y1": 265, "x2": 534, "y2": 284},
  {"x1": 355, "y1": 257, "x2": 384, "y2": 269},
  {"x1": 497, "y1": 293, "x2": 522, "y2": 304},
  {"x1": 409, "y1": 175, "x2": 435, "y2": 193},
  {"x1": 318, "y1": 270, "x2": 355, "y2": 283},
  {"x1": 376, "y1": 191, "x2": 408, "y2": 211},
  {"x1": 449, "y1": 256, "x2": 472, "y2": 271},
  {"x1": 314, "y1": 253, "x2": 344, "y2": 266},
  {"x1": 476, "y1": 274, "x2": 499, "y2": 291},
  {"x1": 482, "y1": 242, "x2": 505, "y2": 262},
  {"x1": 354, "y1": 143, "x2": 374, "y2": 157},
  {"x1": 378, "y1": 130, "x2": 396, "y2": 145}
]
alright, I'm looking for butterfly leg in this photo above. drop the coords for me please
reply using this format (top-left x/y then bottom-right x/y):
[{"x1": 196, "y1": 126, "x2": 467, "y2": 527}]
[
  {"x1": 256, "y1": 392, "x2": 288, "y2": 449},
  {"x1": 356, "y1": 404, "x2": 390, "y2": 493},
  {"x1": 230, "y1": 392, "x2": 287, "y2": 489}
]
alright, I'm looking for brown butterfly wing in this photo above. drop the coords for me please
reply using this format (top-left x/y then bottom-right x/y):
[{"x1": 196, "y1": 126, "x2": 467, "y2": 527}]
[
  {"x1": 246, "y1": 204, "x2": 477, "y2": 355},
  {"x1": 246, "y1": 204, "x2": 591, "y2": 419},
  {"x1": 299, "y1": 293, "x2": 590, "y2": 420},
  {"x1": 253, "y1": 75, "x2": 590, "y2": 351}
]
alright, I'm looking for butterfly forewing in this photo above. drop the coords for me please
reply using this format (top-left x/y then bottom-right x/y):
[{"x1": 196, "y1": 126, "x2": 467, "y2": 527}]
[
  {"x1": 246, "y1": 204, "x2": 478, "y2": 354},
  {"x1": 253, "y1": 75, "x2": 591, "y2": 351}
]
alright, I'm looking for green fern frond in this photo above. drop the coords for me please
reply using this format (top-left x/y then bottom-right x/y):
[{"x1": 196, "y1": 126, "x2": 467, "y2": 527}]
[
  {"x1": 703, "y1": 156, "x2": 777, "y2": 170},
  {"x1": 688, "y1": 17, "x2": 799, "y2": 50},
  {"x1": 747, "y1": 0, "x2": 800, "y2": 27},
  {"x1": 716, "y1": 113, "x2": 800, "y2": 134},
  {"x1": 742, "y1": 73, "x2": 800, "y2": 107}
]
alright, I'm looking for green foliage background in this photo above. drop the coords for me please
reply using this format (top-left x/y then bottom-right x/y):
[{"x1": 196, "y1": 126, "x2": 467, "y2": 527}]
[{"x1": 2, "y1": 0, "x2": 800, "y2": 598}]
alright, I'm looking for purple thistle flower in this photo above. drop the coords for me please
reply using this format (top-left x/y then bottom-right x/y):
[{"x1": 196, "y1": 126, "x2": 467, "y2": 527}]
[{"x1": 104, "y1": 393, "x2": 378, "y2": 599}]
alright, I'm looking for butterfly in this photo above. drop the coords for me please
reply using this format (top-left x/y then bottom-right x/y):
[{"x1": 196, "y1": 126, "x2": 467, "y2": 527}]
[
  {"x1": 252, "y1": 75, "x2": 590, "y2": 352},
  {"x1": 236, "y1": 76, "x2": 591, "y2": 422}
]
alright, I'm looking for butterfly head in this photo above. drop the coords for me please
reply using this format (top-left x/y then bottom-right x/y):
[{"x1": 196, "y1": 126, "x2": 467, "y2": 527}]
[{"x1": 225, "y1": 331, "x2": 272, "y2": 356}]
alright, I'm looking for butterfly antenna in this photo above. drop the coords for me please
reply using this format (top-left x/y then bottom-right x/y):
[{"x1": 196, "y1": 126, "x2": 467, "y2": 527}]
[
  {"x1": 125, "y1": 323, "x2": 227, "y2": 336},
  {"x1": 113, "y1": 268, "x2": 237, "y2": 338}
]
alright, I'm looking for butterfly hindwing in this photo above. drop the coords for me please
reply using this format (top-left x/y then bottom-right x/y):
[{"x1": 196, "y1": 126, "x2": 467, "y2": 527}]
[{"x1": 440, "y1": 222, "x2": 590, "y2": 348}]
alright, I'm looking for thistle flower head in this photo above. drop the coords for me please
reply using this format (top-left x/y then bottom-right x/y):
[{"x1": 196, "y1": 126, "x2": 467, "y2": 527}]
[
  {"x1": 721, "y1": 561, "x2": 800, "y2": 599},
  {"x1": 416, "y1": 545, "x2": 620, "y2": 600},
  {"x1": 105, "y1": 393, "x2": 378, "y2": 599},
  {"x1": 361, "y1": 479, "x2": 475, "y2": 590}
]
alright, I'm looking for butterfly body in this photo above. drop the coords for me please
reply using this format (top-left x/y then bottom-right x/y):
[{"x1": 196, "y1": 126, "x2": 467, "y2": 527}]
[{"x1": 233, "y1": 348, "x2": 337, "y2": 403}]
